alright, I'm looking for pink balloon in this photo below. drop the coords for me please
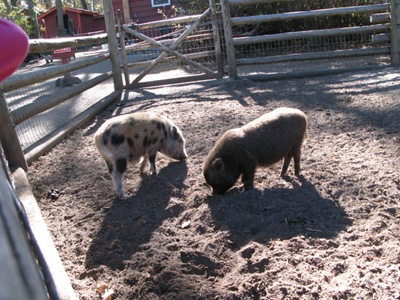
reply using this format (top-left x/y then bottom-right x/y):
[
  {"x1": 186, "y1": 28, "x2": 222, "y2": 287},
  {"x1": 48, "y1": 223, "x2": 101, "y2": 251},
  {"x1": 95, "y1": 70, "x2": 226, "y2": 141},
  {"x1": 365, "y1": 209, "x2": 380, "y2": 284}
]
[{"x1": 0, "y1": 18, "x2": 29, "y2": 82}]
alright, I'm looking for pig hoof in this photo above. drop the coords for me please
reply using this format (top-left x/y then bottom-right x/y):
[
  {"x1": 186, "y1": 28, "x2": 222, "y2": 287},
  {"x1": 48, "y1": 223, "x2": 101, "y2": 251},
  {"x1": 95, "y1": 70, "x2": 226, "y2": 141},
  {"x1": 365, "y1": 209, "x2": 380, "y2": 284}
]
[{"x1": 117, "y1": 194, "x2": 126, "y2": 200}]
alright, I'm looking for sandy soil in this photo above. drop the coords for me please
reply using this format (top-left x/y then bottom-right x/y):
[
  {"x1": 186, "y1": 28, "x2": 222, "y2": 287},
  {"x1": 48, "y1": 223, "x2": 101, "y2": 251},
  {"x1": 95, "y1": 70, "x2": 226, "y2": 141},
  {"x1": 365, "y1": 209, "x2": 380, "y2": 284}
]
[{"x1": 28, "y1": 68, "x2": 400, "y2": 299}]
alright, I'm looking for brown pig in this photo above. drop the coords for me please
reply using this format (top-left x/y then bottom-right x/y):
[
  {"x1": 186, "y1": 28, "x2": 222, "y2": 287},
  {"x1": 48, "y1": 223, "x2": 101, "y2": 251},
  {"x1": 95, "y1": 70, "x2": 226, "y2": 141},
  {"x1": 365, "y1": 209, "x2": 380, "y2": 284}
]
[
  {"x1": 94, "y1": 112, "x2": 187, "y2": 199},
  {"x1": 203, "y1": 107, "x2": 307, "y2": 195}
]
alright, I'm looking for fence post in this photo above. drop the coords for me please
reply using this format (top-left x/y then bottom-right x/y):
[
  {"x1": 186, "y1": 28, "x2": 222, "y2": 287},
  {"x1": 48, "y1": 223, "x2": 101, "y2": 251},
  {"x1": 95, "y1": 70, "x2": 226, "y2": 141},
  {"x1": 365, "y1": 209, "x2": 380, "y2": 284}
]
[
  {"x1": 391, "y1": 0, "x2": 400, "y2": 66},
  {"x1": 220, "y1": 0, "x2": 237, "y2": 78},
  {"x1": 102, "y1": 0, "x2": 123, "y2": 90},
  {"x1": 117, "y1": 9, "x2": 130, "y2": 86},
  {"x1": 0, "y1": 90, "x2": 28, "y2": 171},
  {"x1": 209, "y1": 0, "x2": 224, "y2": 78}
]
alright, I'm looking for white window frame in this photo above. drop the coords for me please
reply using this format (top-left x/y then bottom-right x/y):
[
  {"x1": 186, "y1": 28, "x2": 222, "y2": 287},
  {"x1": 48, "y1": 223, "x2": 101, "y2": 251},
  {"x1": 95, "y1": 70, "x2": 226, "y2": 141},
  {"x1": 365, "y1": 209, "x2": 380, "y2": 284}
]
[{"x1": 151, "y1": 0, "x2": 171, "y2": 8}]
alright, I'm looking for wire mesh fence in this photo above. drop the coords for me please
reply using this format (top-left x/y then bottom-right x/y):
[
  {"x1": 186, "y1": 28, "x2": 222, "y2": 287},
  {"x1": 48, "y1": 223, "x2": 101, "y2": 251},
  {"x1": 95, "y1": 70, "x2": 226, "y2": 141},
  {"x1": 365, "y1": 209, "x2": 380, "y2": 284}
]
[
  {"x1": 4, "y1": 45, "x2": 114, "y2": 151},
  {"x1": 123, "y1": 11, "x2": 224, "y2": 85},
  {"x1": 227, "y1": 2, "x2": 391, "y2": 76}
]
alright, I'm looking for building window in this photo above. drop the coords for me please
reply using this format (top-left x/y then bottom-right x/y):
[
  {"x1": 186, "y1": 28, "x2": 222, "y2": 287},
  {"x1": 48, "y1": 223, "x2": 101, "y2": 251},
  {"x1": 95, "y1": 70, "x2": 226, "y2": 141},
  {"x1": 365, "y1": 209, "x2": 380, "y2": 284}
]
[{"x1": 151, "y1": 0, "x2": 171, "y2": 7}]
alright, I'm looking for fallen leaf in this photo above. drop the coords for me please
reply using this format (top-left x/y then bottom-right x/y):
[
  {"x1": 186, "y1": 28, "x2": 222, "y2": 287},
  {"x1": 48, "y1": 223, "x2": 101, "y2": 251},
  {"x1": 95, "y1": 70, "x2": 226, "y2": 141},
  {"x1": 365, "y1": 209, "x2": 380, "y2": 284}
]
[{"x1": 181, "y1": 220, "x2": 190, "y2": 229}]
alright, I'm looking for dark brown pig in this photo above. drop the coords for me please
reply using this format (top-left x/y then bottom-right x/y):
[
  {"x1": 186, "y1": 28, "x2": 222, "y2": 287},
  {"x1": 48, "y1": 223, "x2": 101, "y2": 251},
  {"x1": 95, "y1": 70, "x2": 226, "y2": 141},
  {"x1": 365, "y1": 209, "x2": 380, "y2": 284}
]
[
  {"x1": 203, "y1": 107, "x2": 307, "y2": 195},
  {"x1": 94, "y1": 112, "x2": 187, "y2": 199}
]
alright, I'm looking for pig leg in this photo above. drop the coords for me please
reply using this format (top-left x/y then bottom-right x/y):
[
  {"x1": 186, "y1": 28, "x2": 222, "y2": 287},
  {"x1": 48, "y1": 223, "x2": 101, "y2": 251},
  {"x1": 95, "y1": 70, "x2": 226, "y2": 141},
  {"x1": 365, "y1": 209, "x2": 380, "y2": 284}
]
[
  {"x1": 241, "y1": 161, "x2": 256, "y2": 191},
  {"x1": 281, "y1": 154, "x2": 292, "y2": 177},
  {"x1": 293, "y1": 149, "x2": 301, "y2": 176},
  {"x1": 140, "y1": 148, "x2": 158, "y2": 175},
  {"x1": 139, "y1": 154, "x2": 149, "y2": 173},
  {"x1": 110, "y1": 158, "x2": 127, "y2": 200},
  {"x1": 148, "y1": 153, "x2": 157, "y2": 174}
]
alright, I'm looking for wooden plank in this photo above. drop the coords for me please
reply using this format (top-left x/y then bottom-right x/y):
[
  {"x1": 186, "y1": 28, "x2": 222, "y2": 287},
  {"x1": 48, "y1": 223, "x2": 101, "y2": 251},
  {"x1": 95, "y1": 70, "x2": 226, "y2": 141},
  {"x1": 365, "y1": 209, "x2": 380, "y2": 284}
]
[
  {"x1": 221, "y1": 0, "x2": 238, "y2": 78},
  {"x1": 233, "y1": 24, "x2": 390, "y2": 45},
  {"x1": 117, "y1": 10, "x2": 130, "y2": 86},
  {"x1": 11, "y1": 72, "x2": 112, "y2": 125},
  {"x1": 12, "y1": 167, "x2": 78, "y2": 300},
  {"x1": 103, "y1": 0, "x2": 123, "y2": 90},
  {"x1": 136, "y1": 15, "x2": 203, "y2": 30},
  {"x1": 0, "y1": 162, "x2": 49, "y2": 300},
  {"x1": 228, "y1": 0, "x2": 293, "y2": 6},
  {"x1": 29, "y1": 33, "x2": 108, "y2": 53},
  {"x1": 126, "y1": 74, "x2": 219, "y2": 89},
  {"x1": 390, "y1": 0, "x2": 400, "y2": 66},
  {"x1": 236, "y1": 47, "x2": 390, "y2": 66},
  {"x1": 2, "y1": 54, "x2": 110, "y2": 93},
  {"x1": 0, "y1": 91, "x2": 27, "y2": 170},
  {"x1": 370, "y1": 13, "x2": 390, "y2": 24},
  {"x1": 231, "y1": 4, "x2": 390, "y2": 26},
  {"x1": 209, "y1": 0, "x2": 224, "y2": 77},
  {"x1": 372, "y1": 33, "x2": 390, "y2": 45}
]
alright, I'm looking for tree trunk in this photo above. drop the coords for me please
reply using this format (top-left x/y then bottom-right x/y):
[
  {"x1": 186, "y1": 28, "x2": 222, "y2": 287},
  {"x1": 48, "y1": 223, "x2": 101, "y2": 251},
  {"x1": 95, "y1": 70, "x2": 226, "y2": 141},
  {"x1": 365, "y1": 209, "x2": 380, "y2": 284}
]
[
  {"x1": 56, "y1": 0, "x2": 65, "y2": 37},
  {"x1": 27, "y1": 0, "x2": 39, "y2": 38},
  {"x1": 80, "y1": 0, "x2": 88, "y2": 10},
  {"x1": 2, "y1": 0, "x2": 11, "y2": 13}
]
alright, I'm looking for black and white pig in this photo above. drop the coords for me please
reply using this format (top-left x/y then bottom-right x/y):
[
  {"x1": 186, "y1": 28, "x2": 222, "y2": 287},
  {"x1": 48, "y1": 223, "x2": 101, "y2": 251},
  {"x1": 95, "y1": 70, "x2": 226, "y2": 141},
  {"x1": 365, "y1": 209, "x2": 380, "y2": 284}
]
[
  {"x1": 94, "y1": 112, "x2": 187, "y2": 199},
  {"x1": 203, "y1": 107, "x2": 307, "y2": 195}
]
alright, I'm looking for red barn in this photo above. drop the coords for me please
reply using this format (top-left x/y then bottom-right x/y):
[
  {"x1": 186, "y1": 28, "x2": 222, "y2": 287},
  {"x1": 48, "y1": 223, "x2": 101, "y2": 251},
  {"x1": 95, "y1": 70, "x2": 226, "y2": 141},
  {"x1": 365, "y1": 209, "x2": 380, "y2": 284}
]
[
  {"x1": 112, "y1": 0, "x2": 175, "y2": 24},
  {"x1": 38, "y1": 7, "x2": 106, "y2": 38}
]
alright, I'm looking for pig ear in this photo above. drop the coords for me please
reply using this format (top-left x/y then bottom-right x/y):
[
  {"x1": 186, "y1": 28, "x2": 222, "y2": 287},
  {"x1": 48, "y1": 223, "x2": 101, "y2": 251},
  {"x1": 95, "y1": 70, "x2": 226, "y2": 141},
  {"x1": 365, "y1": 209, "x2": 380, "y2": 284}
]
[
  {"x1": 213, "y1": 158, "x2": 224, "y2": 171},
  {"x1": 172, "y1": 126, "x2": 179, "y2": 139}
]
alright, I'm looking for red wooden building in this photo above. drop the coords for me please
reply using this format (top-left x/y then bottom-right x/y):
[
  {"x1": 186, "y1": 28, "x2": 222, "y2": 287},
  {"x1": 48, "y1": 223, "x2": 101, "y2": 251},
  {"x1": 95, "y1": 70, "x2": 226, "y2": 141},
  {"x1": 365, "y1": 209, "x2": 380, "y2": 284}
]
[
  {"x1": 38, "y1": 7, "x2": 106, "y2": 38},
  {"x1": 38, "y1": 0, "x2": 175, "y2": 39},
  {"x1": 112, "y1": 0, "x2": 175, "y2": 24}
]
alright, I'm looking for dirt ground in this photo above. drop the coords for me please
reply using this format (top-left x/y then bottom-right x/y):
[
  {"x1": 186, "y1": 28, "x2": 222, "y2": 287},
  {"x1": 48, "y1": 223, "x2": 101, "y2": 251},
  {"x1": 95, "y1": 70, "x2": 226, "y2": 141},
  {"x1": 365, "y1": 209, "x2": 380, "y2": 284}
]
[{"x1": 28, "y1": 68, "x2": 400, "y2": 299}]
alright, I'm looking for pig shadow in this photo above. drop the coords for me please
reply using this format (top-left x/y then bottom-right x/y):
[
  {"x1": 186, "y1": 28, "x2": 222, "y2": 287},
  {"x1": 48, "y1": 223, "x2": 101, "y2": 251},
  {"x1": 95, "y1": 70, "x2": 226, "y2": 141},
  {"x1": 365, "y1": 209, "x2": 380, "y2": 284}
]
[
  {"x1": 207, "y1": 176, "x2": 351, "y2": 250},
  {"x1": 85, "y1": 160, "x2": 188, "y2": 270}
]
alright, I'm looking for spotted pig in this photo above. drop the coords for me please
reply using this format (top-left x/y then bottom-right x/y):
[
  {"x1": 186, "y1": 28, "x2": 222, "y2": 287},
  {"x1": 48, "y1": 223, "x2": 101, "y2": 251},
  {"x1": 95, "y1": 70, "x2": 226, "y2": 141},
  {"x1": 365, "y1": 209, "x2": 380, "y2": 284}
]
[
  {"x1": 94, "y1": 112, "x2": 187, "y2": 199},
  {"x1": 203, "y1": 107, "x2": 307, "y2": 195}
]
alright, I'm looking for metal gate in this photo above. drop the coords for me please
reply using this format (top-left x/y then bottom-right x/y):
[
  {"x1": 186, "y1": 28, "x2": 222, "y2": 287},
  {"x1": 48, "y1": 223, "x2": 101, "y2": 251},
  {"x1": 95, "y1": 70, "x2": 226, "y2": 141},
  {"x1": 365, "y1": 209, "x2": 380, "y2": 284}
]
[{"x1": 117, "y1": 6, "x2": 224, "y2": 89}]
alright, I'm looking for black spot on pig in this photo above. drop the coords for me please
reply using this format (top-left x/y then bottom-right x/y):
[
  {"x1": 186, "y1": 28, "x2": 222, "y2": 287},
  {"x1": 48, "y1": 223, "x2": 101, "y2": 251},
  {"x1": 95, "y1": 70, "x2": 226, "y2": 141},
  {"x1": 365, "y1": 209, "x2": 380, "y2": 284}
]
[
  {"x1": 127, "y1": 138, "x2": 134, "y2": 147},
  {"x1": 143, "y1": 136, "x2": 150, "y2": 147},
  {"x1": 111, "y1": 134, "x2": 125, "y2": 146},
  {"x1": 116, "y1": 158, "x2": 127, "y2": 173}
]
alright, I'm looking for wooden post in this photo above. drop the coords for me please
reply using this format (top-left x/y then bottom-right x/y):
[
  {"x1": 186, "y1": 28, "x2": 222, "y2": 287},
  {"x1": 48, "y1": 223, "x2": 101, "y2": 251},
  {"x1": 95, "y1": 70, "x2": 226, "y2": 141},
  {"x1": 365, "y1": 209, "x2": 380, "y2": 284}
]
[
  {"x1": 220, "y1": 0, "x2": 237, "y2": 78},
  {"x1": 209, "y1": 0, "x2": 224, "y2": 77},
  {"x1": 117, "y1": 10, "x2": 130, "y2": 86},
  {"x1": 102, "y1": 0, "x2": 123, "y2": 90},
  {"x1": 391, "y1": 0, "x2": 400, "y2": 66},
  {"x1": 121, "y1": 0, "x2": 132, "y2": 23},
  {"x1": 0, "y1": 90, "x2": 28, "y2": 171}
]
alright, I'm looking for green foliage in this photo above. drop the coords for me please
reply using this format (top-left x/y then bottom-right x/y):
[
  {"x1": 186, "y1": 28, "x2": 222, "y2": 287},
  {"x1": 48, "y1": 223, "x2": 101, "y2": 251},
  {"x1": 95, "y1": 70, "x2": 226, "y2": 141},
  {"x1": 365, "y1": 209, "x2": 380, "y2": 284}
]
[
  {"x1": 0, "y1": 4, "x2": 34, "y2": 36},
  {"x1": 228, "y1": 0, "x2": 383, "y2": 35},
  {"x1": 173, "y1": 0, "x2": 210, "y2": 16}
]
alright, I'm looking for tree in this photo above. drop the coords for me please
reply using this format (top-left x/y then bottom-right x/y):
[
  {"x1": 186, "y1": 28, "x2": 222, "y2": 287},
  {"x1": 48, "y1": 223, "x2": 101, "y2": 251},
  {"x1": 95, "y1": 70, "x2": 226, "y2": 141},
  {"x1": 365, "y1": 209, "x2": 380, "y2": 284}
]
[{"x1": 55, "y1": 0, "x2": 64, "y2": 36}]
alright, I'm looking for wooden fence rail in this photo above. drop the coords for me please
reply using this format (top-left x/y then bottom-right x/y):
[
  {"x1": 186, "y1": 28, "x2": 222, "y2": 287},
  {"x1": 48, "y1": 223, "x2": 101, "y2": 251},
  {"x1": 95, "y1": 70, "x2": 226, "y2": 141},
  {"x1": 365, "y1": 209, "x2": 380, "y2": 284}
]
[
  {"x1": 221, "y1": 0, "x2": 394, "y2": 78},
  {"x1": 230, "y1": 4, "x2": 390, "y2": 25},
  {"x1": 0, "y1": 31, "x2": 121, "y2": 170}
]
